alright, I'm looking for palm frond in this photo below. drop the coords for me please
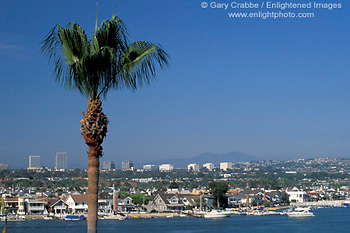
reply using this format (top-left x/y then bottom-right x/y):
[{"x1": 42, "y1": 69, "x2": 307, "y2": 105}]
[
  {"x1": 119, "y1": 41, "x2": 169, "y2": 90},
  {"x1": 59, "y1": 23, "x2": 88, "y2": 65},
  {"x1": 41, "y1": 23, "x2": 92, "y2": 96},
  {"x1": 41, "y1": 15, "x2": 169, "y2": 100},
  {"x1": 94, "y1": 15, "x2": 128, "y2": 52}
]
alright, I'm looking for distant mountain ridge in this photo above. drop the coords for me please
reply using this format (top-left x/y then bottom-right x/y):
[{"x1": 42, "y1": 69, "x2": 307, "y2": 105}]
[{"x1": 146, "y1": 151, "x2": 259, "y2": 168}]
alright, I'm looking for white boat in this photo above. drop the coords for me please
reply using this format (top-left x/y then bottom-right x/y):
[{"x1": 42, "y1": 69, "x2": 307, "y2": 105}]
[
  {"x1": 287, "y1": 207, "x2": 315, "y2": 218},
  {"x1": 103, "y1": 214, "x2": 127, "y2": 220},
  {"x1": 0, "y1": 215, "x2": 25, "y2": 222},
  {"x1": 203, "y1": 210, "x2": 231, "y2": 218},
  {"x1": 43, "y1": 216, "x2": 54, "y2": 220}
]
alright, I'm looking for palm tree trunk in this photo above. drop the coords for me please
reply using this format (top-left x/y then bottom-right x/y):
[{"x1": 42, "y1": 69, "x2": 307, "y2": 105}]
[
  {"x1": 81, "y1": 98, "x2": 108, "y2": 233},
  {"x1": 87, "y1": 146, "x2": 99, "y2": 233}
]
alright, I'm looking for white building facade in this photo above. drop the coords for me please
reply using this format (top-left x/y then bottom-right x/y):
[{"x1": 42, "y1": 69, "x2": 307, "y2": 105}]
[
  {"x1": 203, "y1": 163, "x2": 214, "y2": 171},
  {"x1": 187, "y1": 164, "x2": 200, "y2": 171},
  {"x1": 220, "y1": 162, "x2": 233, "y2": 171},
  {"x1": 29, "y1": 155, "x2": 41, "y2": 168},
  {"x1": 286, "y1": 188, "x2": 309, "y2": 203},
  {"x1": 55, "y1": 152, "x2": 67, "y2": 170},
  {"x1": 103, "y1": 161, "x2": 115, "y2": 170},
  {"x1": 143, "y1": 164, "x2": 157, "y2": 171},
  {"x1": 159, "y1": 164, "x2": 174, "y2": 171}
]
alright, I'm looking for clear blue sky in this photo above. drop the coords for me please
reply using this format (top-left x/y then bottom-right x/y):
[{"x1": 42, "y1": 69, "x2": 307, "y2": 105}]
[{"x1": 0, "y1": 0, "x2": 349, "y2": 168}]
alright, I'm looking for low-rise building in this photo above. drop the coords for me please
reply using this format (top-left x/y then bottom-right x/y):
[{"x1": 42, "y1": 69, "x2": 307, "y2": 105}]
[
  {"x1": 47, "y1": 198, "x2": 68, "y2": 215},
  {"x1": 220, "y1": 162, "x2": 233, "y2": 171},
  {"x1": 64, "y1": 194, "x2": 88, "y2": 214},
  {"x1": 159, "y1": 164, "x2": 173, "y2": 172},
  {"x1": 145, "y1": 191, "x2": 185, "y2": 212},
  {"x1": 25, "y1": 199, "x2": 46, "y2": 214},
  {"x1": 187, "y1": 164, "x2": 200, "y2": 172},
  {"x1": 203, "y1": 163, "x2": 214, "y2": 171},
  {"x1": 143, "y1": 164, "x2": 157, "y2": 171},
  {"x1": 286, "y1": 187, "x2": 310, "y2": 203}
]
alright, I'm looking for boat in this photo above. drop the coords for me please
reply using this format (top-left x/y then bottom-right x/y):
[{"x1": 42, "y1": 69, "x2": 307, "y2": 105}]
[
  {"x1": 203, "y1": 210, "x2": 231, "y2": 218},
  {"x1": 103, "y1": 214, "x2": 127, "y2": 220},
  {"x1": 166, "y1": 214, "x2": 174, "y2": 218},
  {"x1": 43, "y1": 216, "x2": 54, "y2": 220},
  {"x1": 64, "y1": 215, "x2": 86, "y2": 221},
  {"x1": 65, "y1": 215, "x2": 80, "y2": 221},
  {"x1": 0, "y1": 215, "x2": 25, "y2": 222},
  {"x1": 287, "y1": 207, "x2": 315, "y2": 218}
]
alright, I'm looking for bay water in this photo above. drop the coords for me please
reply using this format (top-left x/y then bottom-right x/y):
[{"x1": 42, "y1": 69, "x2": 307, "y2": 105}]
[{"x1": 2, "y1": 207, "x2": 350, "y2": 233}]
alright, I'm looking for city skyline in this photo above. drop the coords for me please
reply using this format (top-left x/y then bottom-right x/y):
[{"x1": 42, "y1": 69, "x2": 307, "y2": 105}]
[
  {"x1": 1, "y1": 0, "x2": 349, "y2": 169},
  {"x1": 2, "y1": 153, "x2": 350, "y2": 170},
  {"x1": 1, "y1": 149, "x2": 350, "y2": 169}
]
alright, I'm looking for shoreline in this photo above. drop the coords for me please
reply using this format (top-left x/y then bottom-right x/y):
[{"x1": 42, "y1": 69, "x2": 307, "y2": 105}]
[{"x1": 10, "y1": 201, "x2": 348, "y2": 221}]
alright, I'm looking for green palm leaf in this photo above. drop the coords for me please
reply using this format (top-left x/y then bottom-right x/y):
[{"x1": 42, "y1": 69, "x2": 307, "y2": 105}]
[
  {"x1": 41, "y1": 15, "x2": 169, "y2": 99},
  {"x1": 119, "y1": 41, "x2": 169, "y2": 90}
]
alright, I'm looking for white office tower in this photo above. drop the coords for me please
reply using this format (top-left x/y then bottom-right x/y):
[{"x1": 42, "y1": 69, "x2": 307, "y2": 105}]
[
  {"x1": 103, "y1": 161, "x2": 115, "y2": 170},
  {"x1": 203, "y1": 163, "x2": 214, "y2": 171},
  {"x1": 122, "y1": 160, "x2": 134, "y2": 170},
  {"x1": 220, "y1": 162, "x2": 233, "y2": 171},
  {"x1": 55, "y1": 152, "x2": 67, "y2": 169},
  {"x1": 187, "y1": 163, "x2": 200, "y2": 171},
  {"x1": 29, "y1": 155, "x2": 41, "y2": 168},
  {"x1": 0, "y1": 163, "x2": 9, "y2": 171},
  {"x1": 159, "y1": 164, "x2": 174, "y2": 171}
]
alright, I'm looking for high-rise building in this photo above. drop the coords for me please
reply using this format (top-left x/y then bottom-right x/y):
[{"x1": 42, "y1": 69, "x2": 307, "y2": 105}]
[
  {"x1": 220, "y1": 162, "x2": 233, "y2": 171},
  {"x1": 29, "y1": 155, "x2": 41, "y2": 168},
  {"x1": 55, "y1": 152, "x2": 67, "y2": 170},
  {"x1": 103, "y1": 161, "x2": 115, "y2": 170},
  {"x1": 187, "y1": 163, "x2": 200, "y2": 171},
  {"x1": 0, "y1": 163, "x2": 9, "y2": 171},
  {"x1": 159, "y1": 164, "x2": 173, "y2": 172},
  {"x1": 122, "y1": 161, "x2": 134, "y2": 170},
  {"x1": 203, "y1": 163, "x2": 214, "y2": 171},
  {"x1": 143, "y1": 164, "x2": 157, "y2": 171}
]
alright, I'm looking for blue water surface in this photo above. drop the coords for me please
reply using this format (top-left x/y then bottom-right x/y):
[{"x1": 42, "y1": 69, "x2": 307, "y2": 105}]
[{"x1": 1, "y1": 207, "x2": 350, "y2": 233}]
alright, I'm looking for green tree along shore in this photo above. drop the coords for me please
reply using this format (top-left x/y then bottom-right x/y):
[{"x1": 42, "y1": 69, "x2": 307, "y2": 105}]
[{"x1": 209, "y1": 181, "x2": 229, "y2": 208}]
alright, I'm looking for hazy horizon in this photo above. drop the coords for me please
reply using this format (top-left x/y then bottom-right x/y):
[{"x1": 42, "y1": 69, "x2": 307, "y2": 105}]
[{"x1": 5, "y1": 150, "x2": 350, "y2": 169}]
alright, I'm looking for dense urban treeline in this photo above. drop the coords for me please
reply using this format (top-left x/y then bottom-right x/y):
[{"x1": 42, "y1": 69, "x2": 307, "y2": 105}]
[{"x1": 1, "y1": 157, "x2": 350, "y2": 193}]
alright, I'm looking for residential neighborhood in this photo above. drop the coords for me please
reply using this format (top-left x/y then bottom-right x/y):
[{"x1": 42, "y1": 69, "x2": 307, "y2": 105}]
[{"x1": 1, "y1": 157, "x2": 350, "y2": 216}]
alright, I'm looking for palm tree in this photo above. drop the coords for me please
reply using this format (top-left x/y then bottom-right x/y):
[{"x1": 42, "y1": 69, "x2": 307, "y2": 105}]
[{"x1": 41, "y1": 16, "x2": 168, "y2": 233}]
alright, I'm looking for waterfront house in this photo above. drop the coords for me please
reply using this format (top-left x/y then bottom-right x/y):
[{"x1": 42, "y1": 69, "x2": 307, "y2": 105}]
[
  {"x1": 25, "y1": 199, "x2": 46, "y2": 214},
  {"x1": 117, "y1": 196, "x2": 136, "y2": 213},
  {"x1": 3, "y1": 197, "x2": 19, "y2": 214},
  {"x1": 47, "y1": 198, "x2": 68, "y2": 214},
  {"x1": 181, "y1": 194, "x2": 207, "y2": 210},
  {"x1": 286, "y1": 187, "x2": 310, "y2": 203},
  {"x1": 145, "y1": 191, "x2": 186, "y2": 212},
  {"x1": 227, "y1": 194, "x2": 243, "y2": 207},
  {"x1": 64, "y1": 194, "x2": 88, "y2": 214},
  {"x1": 98, "y1": 192, "x2": 113, "y2": 215}
]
